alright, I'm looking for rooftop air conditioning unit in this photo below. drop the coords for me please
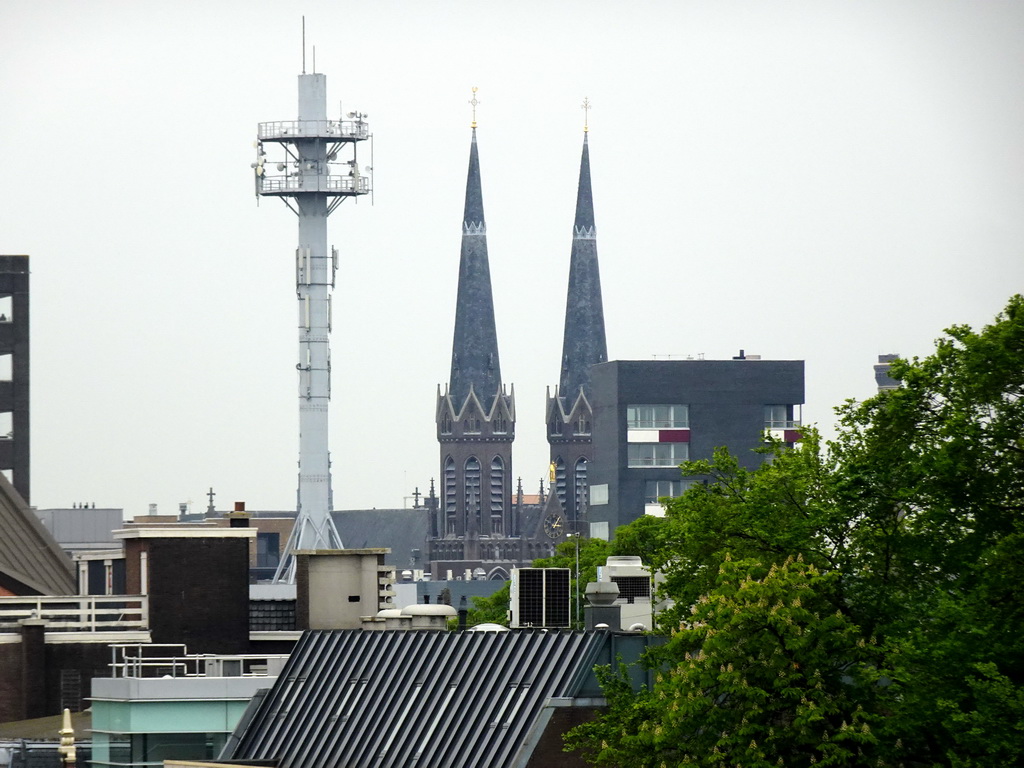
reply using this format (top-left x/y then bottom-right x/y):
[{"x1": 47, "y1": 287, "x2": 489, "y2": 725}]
[
  {"x1": 596, "y1": 556, "x2": 653, "y2": 631},
  {"x1": 510, "y1": 568, "x2": 570, "y2": 629}
]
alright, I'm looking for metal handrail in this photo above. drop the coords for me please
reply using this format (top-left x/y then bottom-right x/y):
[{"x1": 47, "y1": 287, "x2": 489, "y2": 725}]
[
  {"x1": 765, "y1": 420, "x2": 802, "y2": 430},
  {"x1": 107, "y1": 643, "x2": 289, "y2": 678},
  {"x1": 258, "y1": 174, "x2": 370, "y2": 195},
  {"x1": 258, "y1": 119, "x2": 369, "y2": 141},
  {"x1": 627, "y1": 421, "x2": 690, "y2": 429}
]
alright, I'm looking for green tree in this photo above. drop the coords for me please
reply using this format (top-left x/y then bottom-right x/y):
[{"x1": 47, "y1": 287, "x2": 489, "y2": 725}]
[
  {"x1": 831, "y1": 295, "x2": 1024, "y2": 764},
  {"x1": 568, "y1": 295, "x2": 1024, "y2": 767},
  {"x1": 465, "y1": 581, "x2": 511, "y2": 626},
  {"x1": 567, "y1": 556, "x2": 888, "y2": 767}
]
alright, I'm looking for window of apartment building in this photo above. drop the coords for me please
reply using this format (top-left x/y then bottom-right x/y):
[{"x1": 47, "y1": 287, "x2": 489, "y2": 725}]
[
  {"x1": 256, "y1": 532, "x2": 280, "y2": 569},
  {"x1": 644, "y1": 479, "x2": 692, "y2": 503},
  {"x1": 764, "y1": 404, "x2": 796, "y2": 429},
  {"x1": 627, "y1": 404, "x2": 689, "y2": 429},
  {"x1": 627, "y1": 442, "x2": 689, "y2": 467}
]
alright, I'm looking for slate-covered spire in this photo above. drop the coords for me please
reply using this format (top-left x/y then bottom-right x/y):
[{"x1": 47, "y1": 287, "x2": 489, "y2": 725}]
[
  {"x1": 558, "y1": 131, "x2": 607, "y2": 404},
  {"x1": 448, "y1": 127, "x2": 503, "y2": 411}
]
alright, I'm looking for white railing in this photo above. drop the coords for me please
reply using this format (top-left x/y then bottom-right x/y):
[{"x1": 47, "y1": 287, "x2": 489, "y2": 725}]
[
  {"x1": 107, "y1": 643, "x2": 289, "y2": 678},
  {"x1": 258, "y1": 174, "x2": 370, "y2": 195},
  {"x1": 627, "y1": 421, "x2": 690, "y2": 429},
  {"x1": 0, "y1": 595, "x2": 148, "y2": 631},
  {"x1": 258, "y1": 119, "x2": 369, "y2": 141},
  {"x1": 765, "y1": 420, "x2": 802, "y2": 430}
]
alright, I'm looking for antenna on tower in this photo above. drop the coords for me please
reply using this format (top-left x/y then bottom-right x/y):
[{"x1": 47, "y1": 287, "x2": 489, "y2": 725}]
[
  {"x1": 313, "y1": 46, "x2": 316, "y2": 74},
  {"x1": 253, "y1": 63, "x2": 372, "y2": 583}
]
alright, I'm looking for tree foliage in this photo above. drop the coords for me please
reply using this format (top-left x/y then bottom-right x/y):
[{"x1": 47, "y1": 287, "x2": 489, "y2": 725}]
[
  {"x1": 568, "y1": 295, "x2": 1024, "y2": 767},
  {"x1": 465, "y1": 581, "x2": 512, "y2": 627}
]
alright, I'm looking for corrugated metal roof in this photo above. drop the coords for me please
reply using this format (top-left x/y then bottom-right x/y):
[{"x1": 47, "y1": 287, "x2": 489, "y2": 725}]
[
  {"x1": 0, "y1": 474, "x2": 75, "y2": 595},
  {"x1": 227, "y1": 629, "x2": 611, "y2": 768}
]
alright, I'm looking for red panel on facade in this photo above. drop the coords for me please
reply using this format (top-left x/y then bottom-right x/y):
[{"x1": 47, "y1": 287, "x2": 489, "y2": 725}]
[
  {"x1": 784, "y1": 429, "x2": 803, "y2": 442},
  {"x1": 659, "y1": 429, "x2": 690, "y2": 443}
]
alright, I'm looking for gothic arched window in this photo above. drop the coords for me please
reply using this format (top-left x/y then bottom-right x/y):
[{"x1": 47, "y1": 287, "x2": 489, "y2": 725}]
[
  {"x1": 465, "y1": 457, "x2": 482, "y2": 524},
  {"x1": 555, "y1": 457, "x2": 567, "y2": 508},
  {"x1": 490, "y1": 456, "x2": 504, "y2": 535},
  {"x1": 444, "y1": 457, "x2": 457, "y2": 535},
  {"x1": 574, "y1": 457, "x2": 588, "y2": 521}
]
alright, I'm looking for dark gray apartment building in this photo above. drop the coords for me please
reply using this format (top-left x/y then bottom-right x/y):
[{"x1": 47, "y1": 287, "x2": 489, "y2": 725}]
[
  {"x1": 586, "y1": 357, "x2": 805, "y2": 537},
  {"x1": 0, "y1": 255, "x2": 29, "y2": 503}
]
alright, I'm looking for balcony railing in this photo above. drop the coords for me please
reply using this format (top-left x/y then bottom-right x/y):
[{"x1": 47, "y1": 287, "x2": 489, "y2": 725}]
[
  {"x1": 764, "y1": 419, "x2": 801, "y2": 430},
  {"x1": 0, "y1": 595, "x2": 148, "y2": 631},
  {"x1": 258, "y1": 119, "x2": 369, "y2": 141}
]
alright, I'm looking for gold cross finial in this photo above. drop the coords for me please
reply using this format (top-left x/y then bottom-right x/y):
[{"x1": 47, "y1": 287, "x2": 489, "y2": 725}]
[
  {"x1": 582, "y1": 97, "x2": 591, "y2": 133},
  {"x1": 470, "y1": 87, "x2": 480, "y2": 129}
]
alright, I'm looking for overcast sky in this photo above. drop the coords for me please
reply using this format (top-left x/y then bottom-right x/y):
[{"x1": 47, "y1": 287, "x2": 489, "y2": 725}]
[{"x1": 2, "y1": 0, "x2": 1022, "y2": 518}]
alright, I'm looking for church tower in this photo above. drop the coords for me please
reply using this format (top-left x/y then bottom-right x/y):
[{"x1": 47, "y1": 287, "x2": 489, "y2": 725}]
[
  {"x1": 546, "y1": 113, "x2": 608, "y2": 527},
  {"x1": 433, "y1": 100, "x2": 516, "y2": 571}
]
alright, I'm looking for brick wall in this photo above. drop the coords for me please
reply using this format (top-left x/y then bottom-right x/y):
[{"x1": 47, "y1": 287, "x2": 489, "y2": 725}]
[
  {"x1": 146, "y1": 537, "x2": 250, "y2": 653},
  {"x1": 0, "y1": 640, "x2": 22, "y2": 722}
]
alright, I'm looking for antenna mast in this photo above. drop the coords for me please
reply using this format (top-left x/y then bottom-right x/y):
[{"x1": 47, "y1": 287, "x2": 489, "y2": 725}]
[{"x1": 252, "y1": 68, "x2": 372, "y2": 583}]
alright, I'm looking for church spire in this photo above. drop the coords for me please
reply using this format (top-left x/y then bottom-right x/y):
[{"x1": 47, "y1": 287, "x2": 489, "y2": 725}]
[
  {"x1": 431, "y1": 93, "x2": 517, "y2": 574},
  {"x1": 448, "y1": 124, "x2": 502, "y2": 411},
  {"x1": 558, "y1": 126, "x2": 607, "y2": 405}
]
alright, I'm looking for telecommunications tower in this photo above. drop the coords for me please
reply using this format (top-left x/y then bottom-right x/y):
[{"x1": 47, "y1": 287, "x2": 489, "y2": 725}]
[{"x1": 252, "y1": 69, "x2": 371, "y2": 582}]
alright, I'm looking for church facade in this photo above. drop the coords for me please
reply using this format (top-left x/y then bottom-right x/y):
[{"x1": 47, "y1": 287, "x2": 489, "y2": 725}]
[{"x1": 426, "y1": 120, "x2": 602, "y2": 580}]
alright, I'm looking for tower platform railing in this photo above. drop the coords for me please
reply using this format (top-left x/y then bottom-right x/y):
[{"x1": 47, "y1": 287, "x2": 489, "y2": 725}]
[
  {"x1": 259, "y1": 175, "x2": 370, "y2": 195},
  {"x1": 258, "y1": 119, "x2": 369, "y2": 141}
]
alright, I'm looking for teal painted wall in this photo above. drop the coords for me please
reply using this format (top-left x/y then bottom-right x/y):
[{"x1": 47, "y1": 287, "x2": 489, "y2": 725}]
[{"x1": 92, "y1": 698, "x2": 249, "y2": 734}]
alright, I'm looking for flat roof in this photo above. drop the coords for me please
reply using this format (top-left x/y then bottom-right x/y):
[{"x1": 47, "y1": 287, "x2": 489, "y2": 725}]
[{"x1": 114, "y1": 528, "x2": 257, "y2": 540}]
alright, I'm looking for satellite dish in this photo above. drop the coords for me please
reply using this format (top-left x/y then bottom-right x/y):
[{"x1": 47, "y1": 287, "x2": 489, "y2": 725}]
[{"x1": 277, "y1": 163, "x2": 286, "y2": 171}]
